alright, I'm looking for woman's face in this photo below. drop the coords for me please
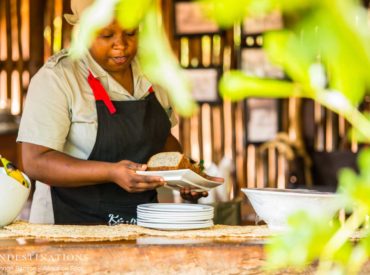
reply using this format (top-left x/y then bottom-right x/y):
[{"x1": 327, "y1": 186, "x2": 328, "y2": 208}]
[{"x1": 89, "y1": 21, "x2": 138, "y2": 74}]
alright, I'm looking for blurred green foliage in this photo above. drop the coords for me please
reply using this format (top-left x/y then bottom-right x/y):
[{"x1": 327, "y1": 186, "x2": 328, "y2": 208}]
[
  {"x1": 70, "y1": 0, "x2": 369, "y2": 273},
  {"x1": 218, "y1": 0, "x2": 370, "y2": 141},
  {"x1": 267, "y1": 149, "x2": 370, "y2": 274},
  {"x1": 339, "y1": 149, "x2": 370, "y2": 213},
  {"x1": 265, "y1": 211, "x2": 342, "y2": 269}
]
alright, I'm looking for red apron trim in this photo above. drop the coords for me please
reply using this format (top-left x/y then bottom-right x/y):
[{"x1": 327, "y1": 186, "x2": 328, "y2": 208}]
[
  {"x1": 87, "y1": 70, "x2": 117, "y2": 115},
  {"x1": 148, "y1": 86, "x2": 154, "y2": 93}
]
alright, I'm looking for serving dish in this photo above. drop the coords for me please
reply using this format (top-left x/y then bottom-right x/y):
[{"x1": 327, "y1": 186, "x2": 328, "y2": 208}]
[
  {"x1": 0, "y1": 167, "x2": 31, "y2": 227},
  {"x1": 241, "y1": 188, "x2": 343, "y2": 231}
]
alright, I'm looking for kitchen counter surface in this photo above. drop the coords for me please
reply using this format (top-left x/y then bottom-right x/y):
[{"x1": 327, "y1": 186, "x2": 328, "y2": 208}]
[
  {"x1": 0, "y1": 236, "x2": 267, "y2": 274},
  {"x1": 1, "y1": 228, "x2": 369, "y2": 274}
]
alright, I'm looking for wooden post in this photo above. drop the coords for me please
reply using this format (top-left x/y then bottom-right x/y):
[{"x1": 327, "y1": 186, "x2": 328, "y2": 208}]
[
  {"x1": 5, "y1": 0, "x2": 12, "y2": 101},
  {"x1": 29, "y1": 0, "x2": 47, "y2": 78},
  {"x1": 61, "y1": 0, "x2": 72, "y2": 48},
  {"x1": 15, "y1": 0, "x2": 24, "y2": 112}
]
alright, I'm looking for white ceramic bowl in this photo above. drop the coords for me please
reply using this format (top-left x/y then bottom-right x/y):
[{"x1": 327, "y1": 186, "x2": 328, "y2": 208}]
[
  {"x1": 0, "y1": 167, "x2": 31, "y2": 227},
  {"x1": 241, "y1": 188, "x2": 343, "y2": 231}
]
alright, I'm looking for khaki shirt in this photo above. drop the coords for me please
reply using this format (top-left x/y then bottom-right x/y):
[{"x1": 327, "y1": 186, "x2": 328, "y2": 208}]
[{"x1": 17, "y1": 50, "x2": 177, "y2": 224}]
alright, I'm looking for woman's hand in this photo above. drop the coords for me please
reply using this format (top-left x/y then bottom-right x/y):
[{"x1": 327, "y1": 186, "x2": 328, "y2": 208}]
[
  {"x1": 110, "y1": 160, "x2": 165, "y2": 192},
  {"x1": 180, "y1": 188, "x2": 208, "y2": 202},
  {"x1": 180, "y1": 175, "x2": 224, "y2": 203}
]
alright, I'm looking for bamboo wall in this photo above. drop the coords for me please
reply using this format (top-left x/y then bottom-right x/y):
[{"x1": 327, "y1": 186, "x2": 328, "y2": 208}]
[
  {"x1": 0, "y1": 0, "x2": 74, "y2": 111},
  {"x1": 0, "y1": 0, "x2": 28, "y2": 114}
]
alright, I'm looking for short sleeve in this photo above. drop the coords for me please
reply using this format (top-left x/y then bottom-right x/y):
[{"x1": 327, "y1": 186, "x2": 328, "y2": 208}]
[
  {"x1": 17, "y1": 66, "x2": 71, "y2": 152},
  {"x1": 152, "y1": 84, "x2": 178, "y2": 128}
]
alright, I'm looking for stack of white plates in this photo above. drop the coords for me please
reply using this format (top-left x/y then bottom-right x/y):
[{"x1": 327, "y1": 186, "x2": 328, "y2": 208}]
[{"x1": 137, "y1": 203, "x2": 214, "y2": 230}]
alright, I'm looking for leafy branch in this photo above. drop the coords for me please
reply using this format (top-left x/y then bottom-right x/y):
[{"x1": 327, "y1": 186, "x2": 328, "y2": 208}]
[
  {"x1": 69, "y1": 0, "x2": 370, "y2": 273},
  {"x1": 266, "y1": 148, "x2": 370, "y2": 274}
]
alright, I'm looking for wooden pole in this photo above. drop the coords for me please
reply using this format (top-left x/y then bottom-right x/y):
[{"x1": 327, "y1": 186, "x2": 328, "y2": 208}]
[
  {"x1": 29, "y1": 0, "x2": 47, "y2": 78},
  {"x1": 48, "y1": 0, "x2": 55, "y2": 55},
  {"x1": 5, "y1": 0, "x2": 12, "y2": 102},
  {"x1": 61, "y1": 0, "x2": 72, "y2": 48},
  {"x1": 16, "y1": 0, "x2": 24, "y2": 112}
]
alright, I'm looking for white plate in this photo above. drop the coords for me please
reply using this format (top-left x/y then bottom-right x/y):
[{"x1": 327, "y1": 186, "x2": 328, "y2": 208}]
[
  {"x1": 136, "y1": 169, "x2": 222, "y2": 191},
  {"x1": 137, "y1": 220, "x2": 214, "y2": 230},
  {"x1": 137, "y1": 203, "x2": 214, "y2": 213},
  {"x1": 137, "y1": 214, "x2": 213, "y2": 221},
  {"x1": 137, "y1": 213, "x2": 214, "y2": 221},
  {"x1": 137, "y1": 210, "x2": 213, "y2": 216},
  {"x1": 137, "y1": 218, "x2": 212, "y2": 224}
]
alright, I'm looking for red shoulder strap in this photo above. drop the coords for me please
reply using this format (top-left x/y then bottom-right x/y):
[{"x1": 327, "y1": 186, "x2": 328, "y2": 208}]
[{"x1": 87, "y1": 71, "x2": 116, "y2": 115}]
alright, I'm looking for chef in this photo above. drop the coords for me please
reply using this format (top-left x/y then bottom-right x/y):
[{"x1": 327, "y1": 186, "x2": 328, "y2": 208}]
[{"x1": 17, "y1": 0, "x2": 221, "y2": 225}]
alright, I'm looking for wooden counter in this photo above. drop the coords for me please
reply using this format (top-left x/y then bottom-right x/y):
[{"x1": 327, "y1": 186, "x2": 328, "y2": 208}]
[
  {"x1": 1, "y1": 235, "x2": 370, "y2": 274},
  {"x1": 0, "y1": 237, "x2": 267, "y2": 274}
]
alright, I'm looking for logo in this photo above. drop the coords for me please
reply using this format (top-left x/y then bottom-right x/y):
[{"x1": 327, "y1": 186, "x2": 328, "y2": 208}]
[{"x1": 107, "y1": 214, "x2": 137, "y2": 225}]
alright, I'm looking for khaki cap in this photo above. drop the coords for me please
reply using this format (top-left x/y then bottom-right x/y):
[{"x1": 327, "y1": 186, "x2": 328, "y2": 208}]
[{"x1": 64, "y1": 0, "x2": 95, "y2": 25}]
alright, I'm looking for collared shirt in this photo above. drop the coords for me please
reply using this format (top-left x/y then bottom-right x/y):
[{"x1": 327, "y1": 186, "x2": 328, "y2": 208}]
[{"x1": 17, "y1": 49, "x2": 177, "y2": 224}]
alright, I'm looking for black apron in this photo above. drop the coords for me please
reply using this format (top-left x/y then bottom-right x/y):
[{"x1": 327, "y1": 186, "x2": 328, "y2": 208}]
[{"x1": 51, "y1": 71, "x2": 171, "y2": 225}]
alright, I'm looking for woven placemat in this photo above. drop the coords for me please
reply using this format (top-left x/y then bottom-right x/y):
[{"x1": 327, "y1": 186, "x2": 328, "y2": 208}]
[
  {"x1": 1, "y1": 221, "x2": 274, "y2": 242},
  {"x1": 0, "y1": 226, "x2": 21, "y2": 239},
  {"x1": 2, "y1": 221, "x2": 140, "y2": 241}
]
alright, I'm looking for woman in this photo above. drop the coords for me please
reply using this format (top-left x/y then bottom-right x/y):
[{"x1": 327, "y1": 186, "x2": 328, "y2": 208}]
[{"x1": 18, "y1": 0, "x2": 220, "y2": 225}]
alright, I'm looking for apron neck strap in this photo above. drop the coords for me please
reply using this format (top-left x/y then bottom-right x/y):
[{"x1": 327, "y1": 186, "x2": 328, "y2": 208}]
[
  {"x1": 87, "y1": 70, "x2": 156, "y2": 115},
  {"x1": 87, "y1": 70, "x2": 117, "y2": 115}
]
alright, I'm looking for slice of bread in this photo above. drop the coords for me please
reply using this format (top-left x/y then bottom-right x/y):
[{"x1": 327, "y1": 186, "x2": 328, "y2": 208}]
[{"x1": 147, "y1": 152, "x2": 202, "y2": 175}]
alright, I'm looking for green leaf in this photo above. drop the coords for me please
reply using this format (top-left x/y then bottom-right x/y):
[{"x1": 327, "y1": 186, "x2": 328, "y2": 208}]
[
  {"x1": 358, "y1": 148, "x2": 370, "y2": 181},
  {"x1": 278, "y1": 0, "x2": 320, "y2": 12},
  {"x1": 116, "y1": 0, "x2": 152, "y2": 30},
  {"x1": 338, "y1": 154, "x2": 370, "y2": 213},
  {"x1": 345, "y1": 242, "x2": 369, "y2": 274},
  {"x1": 348, "y1": 113, "x2": 370, "y2": 143},
  {"x1": 360, "y1": 234, "x2": 370, "y2": 255},
  {"x1": 138, "y1": 3, "x2": 197, "y2": 116},
  {"x1": 198, "y1": 0, "x2": 249, "y2": 28},
  {"x1": 219, "y1": 70, "x2": 297, "y2": 101},
  {"x1": 264, "y1": 31, "x2": 312, "y2": 86},
  {"x1": 331, "y1": 241, "x2": 354, "y2": 267},
  {"x1": 296, "y1": 4, "x2": 370, "y2": 106},
  {"x1": 265, "y1": 211, "x2": 338, "y2": 270},
  {"x1": 338, "y1": 169, "x2": 358, "y2": 194}
]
